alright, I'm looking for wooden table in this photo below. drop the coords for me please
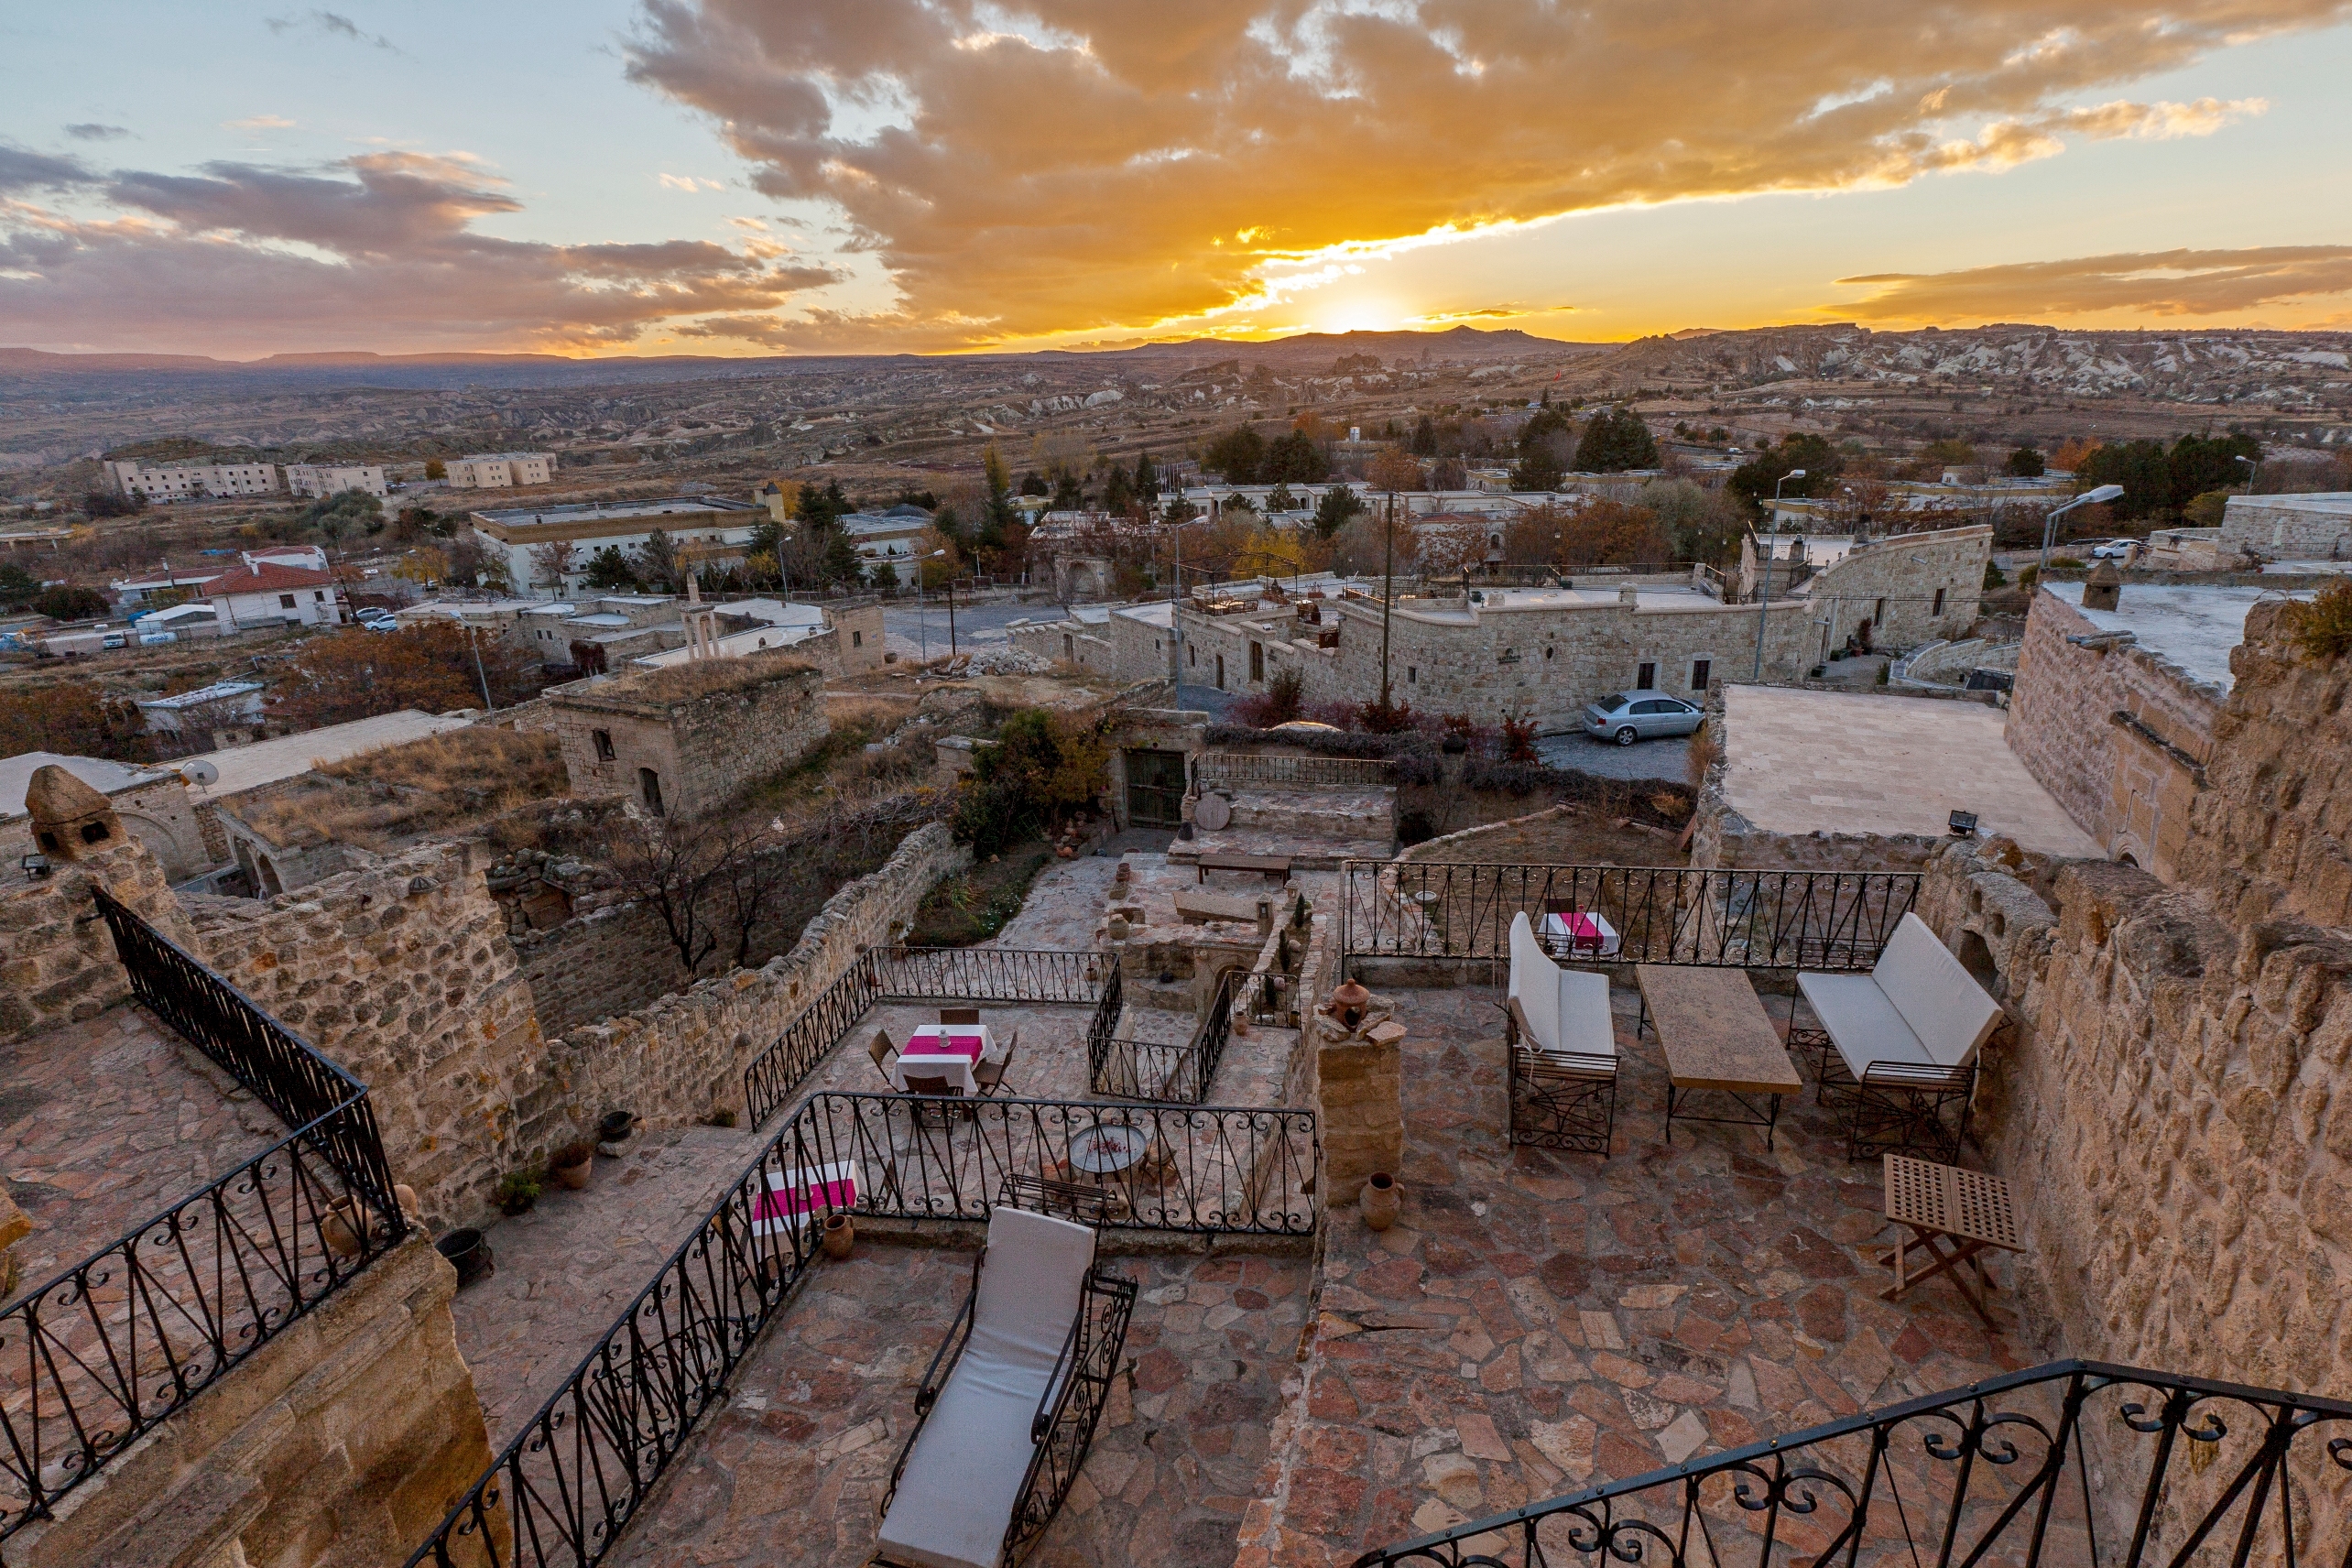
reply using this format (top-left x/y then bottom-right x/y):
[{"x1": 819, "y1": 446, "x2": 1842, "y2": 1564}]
[
  {"x1": 1194, "y1": 851, "x2": 1291, "y2": 885},
  {"x1": 1635, "y1": 965, "x2": 1803, "y2": 1149},
  {"x1": 1879, "y1": 1155, "x2": 2023, "y2": 1326}
]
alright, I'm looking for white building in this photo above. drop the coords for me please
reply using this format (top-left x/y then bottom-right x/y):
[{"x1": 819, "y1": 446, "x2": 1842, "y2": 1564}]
[
  {"x1": 198, "y1": 560, "x2": 347, "y2": 632},
  {"x1": 446, "y1": 452, "x2": 556, "y2": 489},
  {"x1": 468, "y1": 496, "x2": 762, "y2": 594},
  {"x1": 285, "y1": 463, "x2": 388, "y2": 499},
  {"x1": 101, "y1": 460, "x2": 280, "y2": 501},
  {"x1": 136, "y1": 680, "x2": 267, "y2": 737}
]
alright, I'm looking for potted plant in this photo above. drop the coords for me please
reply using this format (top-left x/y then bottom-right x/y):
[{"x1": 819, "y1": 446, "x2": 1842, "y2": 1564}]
[
  {"x1": 549, "y1": 1140, "x2": 593, "y2": 1191},
  {"x1": 496, "y1": 1171, "x2": 542, "y2": 1216}
]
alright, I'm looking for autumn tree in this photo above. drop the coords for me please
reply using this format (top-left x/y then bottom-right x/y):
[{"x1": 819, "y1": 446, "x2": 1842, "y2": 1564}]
[
  {"x1": 0, "y1": 681, "x2": 144, "y2": 762},
  {"x1": 1561, "y1": 499, "x2": 1671, "y2": 566},
  {"x1": 528, "y1": 539, "x2": 579, "y2": 594},
  {"x1": 273, "y1": 623, "x2": 540, "y2": 727},
  {"x1": 1367, "y1": 448, "x2": 1424, "y2": 495}
]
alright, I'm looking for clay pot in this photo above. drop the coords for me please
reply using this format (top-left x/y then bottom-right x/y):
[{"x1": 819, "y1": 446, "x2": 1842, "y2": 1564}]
[
  {"x1": 435, "y1": 1227, "x2": 494, "y2": 1288},
  {"x1": 1361, "y1": 1172, "x2": 1399, "y2": 1232},
  {"x1": 1328, "y1": 979, "x2": 1371, "y2": 1033},
  {"x1": 322, "y1": 1199, "x2": 369, "y2": 1258},
  {"x1": 822, "y1": 1212, "x2": 855, "y2": 1259},
  {"x1": 550, "y1": 1147, "x2": 593, "y2": 1191}
]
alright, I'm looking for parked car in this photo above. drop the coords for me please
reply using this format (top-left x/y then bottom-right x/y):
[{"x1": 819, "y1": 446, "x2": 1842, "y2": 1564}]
[
  {"x1": 1582, "y1": 691, "x2": 1704, "y2": 746},
  {"x1": 2089, "y1": 539, "x2": 2140, "y2": 560}
]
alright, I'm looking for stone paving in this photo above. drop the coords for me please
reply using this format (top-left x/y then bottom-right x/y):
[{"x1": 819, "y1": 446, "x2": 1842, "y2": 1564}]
[
  {"x1": 606, "y1": 1238, "x2": 1312, "y2": 1568},
  {"x1": 449, "y1": 1124, "x2": 764, "y2": 1445},
  {"x1": 1236, "y1": 984, "x2": 2047, "y2": 1567},
  {"x1": 0, "y1": 1006, "x2": 284, "y2": 1302}
]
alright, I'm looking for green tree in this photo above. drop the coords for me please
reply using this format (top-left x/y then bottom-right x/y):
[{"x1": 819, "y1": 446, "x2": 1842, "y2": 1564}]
[
  {"x1": 1727, "y1": 433, "x2": 1843, "y2": 516},
  {"x1": 980, "y1": 442, "x2": 1019, "y2": 550},
  {"x1": 1018, "y1": 470, "x2": 1050, "y2": 496},
  {"x1": 1133, "y1": 450, "x2": 1159, "y2": 500},
  {"x1": 1261, "y1": 430, "x2": 1329, "y2": 483},
  {"x1": 1511, "y1": 406, "x2": 1573, "y2": 490},
  {"x1": 1102, "y1": 463, "x2": 1135, "y2": 515},
  {"x1": 0, "y1": 561, "x2": 38, "y2": 607},
  {"x1": 1203, "y1": 425, "x2": 1268, "y2": 483},
  {"x1": 1050, "y1": 470, "x2": 1084, "y2": 511},
  {"x1": 1572, "y1": 407, "x2": 1661, "y2": 473},
  {"x1": 2074, "y1": 441, "x2": 2171, "y2": 521},
  {"x1": 2004, "y1": 445, "x2": 2046, "y2": 477},
  {"x1": 1312, "y1": 485, "x2": 1366, "y2": 539},
  {"x1": 32, "y1": 584, "x2": 108, "y2": 620},
  {"x1": 583, "y1": 544, "x2": 639, "y2": 591},
  {"x1": 2166, "y1": 431, "x2": 2261, "y2": 512},
  {"x1": 1410, "y1": 415, "x2": 1438, "y2": 457},
  {"x1": 631, "y1": 528, "x2": 682, "y2": 592}
]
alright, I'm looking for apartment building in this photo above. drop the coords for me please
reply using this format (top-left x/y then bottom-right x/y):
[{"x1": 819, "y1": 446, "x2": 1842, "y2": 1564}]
[
  {"x1": 469, "y1": 495, "x2": 762, "y2": 594},
  {"x1": 285, "y1": 463, "x2": 388, "y2": 498},
  {"x1": 446, "y1": 452, "x2": 556, "y2": 489},
  {"x1": 100, "y1": 460, "x2": 280, "y2": 500}
]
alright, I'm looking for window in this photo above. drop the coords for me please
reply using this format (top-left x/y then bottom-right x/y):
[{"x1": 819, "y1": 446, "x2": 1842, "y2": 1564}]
[
  {"x1": 639, "y1": 768, "x2": 665, "y2": 815},
  {"x1": 314, "y1": 591, "x2": 325, "y2": 602},
  {"x1": 1214, "y1": 653, "x2": 1225, "y2": 689},
  {"x1": 1188, "y1": 646, "x2": 1197, "y2": 667},
  {"x1": 1691, "y1": 659, "x2": 1711, "y2": 691},
  {"x1": 1875, "y1": 597, "x2": 1887, "y2": 626},
  {"x1": 1932, "y1": 588, "x2": 1946, "y2": 616},
  {"x1": 1636, "y1": 661, "x2": 1656, "y2": 691},
  {"x1": 1249, "y1": 641, "x2": 1264, "y2": 682},
  {"x1": 852, "y1": 629, "x2": 863, "y2": 648},
  {"x1": 1063, "y1": 634, "x2": 1074, "y2": 659},
  {"x1": 1407, "y1": 666, "x2": 1417, "y2": 684},
  {"x1": 1633, "y1": 700, "x2": 1671, "y2": 714},
  {"x1": 592, "y1": 728, "x2": 615, "y2": 761},
  {"x1": 278, "y1": 593, "x2": 297, "y2": 609}
]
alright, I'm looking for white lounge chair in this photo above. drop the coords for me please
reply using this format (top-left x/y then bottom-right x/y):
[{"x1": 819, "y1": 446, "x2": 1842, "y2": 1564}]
[
  {"x1": 1503, "y1": 911, "x2": 1619, "y2": 1155},
  {"x1": 1796, "y1": 912, "x2": 2003, "y2": 1161},
  {"x1": 875, "y1": 1205, "x2": 1137, "y2": 1568}
]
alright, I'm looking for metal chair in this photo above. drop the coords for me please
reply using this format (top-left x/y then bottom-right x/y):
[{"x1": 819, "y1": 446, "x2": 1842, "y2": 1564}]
[
  {"x1": 940, "y1": 1007, "x2": 982, "y2": 1027},
  {"x1": 974, "y1": 1032, "x2": 1019, "y2": 1097},
  {"x1": 866, "y1": 1029, "x2": 899, "y2": 1090}
]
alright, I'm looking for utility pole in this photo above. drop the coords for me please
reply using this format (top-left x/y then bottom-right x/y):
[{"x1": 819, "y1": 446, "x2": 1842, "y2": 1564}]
[
  {"x1": 1752, "y1": 469, "x2": 1806, "y2": 681},
  {"x1": 1379, "y1": 488, "x2": 1396, "y2": 710}
]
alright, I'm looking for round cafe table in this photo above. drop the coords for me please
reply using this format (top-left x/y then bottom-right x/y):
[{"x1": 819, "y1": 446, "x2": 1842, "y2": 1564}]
[{"x1": 1066, "y1": 1124, "x2": 1149, "y2": 1176}]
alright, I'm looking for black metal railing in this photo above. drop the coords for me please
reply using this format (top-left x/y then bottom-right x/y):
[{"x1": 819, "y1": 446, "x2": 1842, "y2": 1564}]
[
  {"x1": 743, "y1": 947, "x2": 1115, "y2": 1127},
  {"x1": 1194, "y1": 753, "x2": 1395, "y2": 791},
  {"x1": 1091, "y1": 970, "x2": 1236, "y2": 1105},
  {"x1": 408, "y1": 1083, "x2": 1313, "y2": 1568},
  {"x1": 1351, "y1": 1359, "x2": 2352, "y2": 1568},
  {"x1": 788, "y1": 1091, "x2": 1317, "y2": 1236},
  {"x1": 0, "y1": 891, "x2": 406, "y2": 1542},
  {"x1": 1341, "y1": 862, "x2": 1922, "y2": 974}
]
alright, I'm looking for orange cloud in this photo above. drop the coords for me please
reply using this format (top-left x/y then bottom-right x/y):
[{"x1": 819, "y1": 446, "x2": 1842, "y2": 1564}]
[
  {"x1": 1833, "y1": 245, "x2": 2352, "y2": 321},
  {"x1": 625, "y1": 0, "x2": 2335, "y2": 346}
]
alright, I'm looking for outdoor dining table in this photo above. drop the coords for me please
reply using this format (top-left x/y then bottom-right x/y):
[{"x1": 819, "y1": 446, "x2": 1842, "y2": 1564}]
[
  {"x1": 891, "y1": 1024, "x2": 997, "y2": 1096},
  {"x1": 1065, "y1": 1123, "x2": 1149, "y2": 1177},
  {"x1": 1541, "y1": 909, "x2": 1621, "y2": 959}
]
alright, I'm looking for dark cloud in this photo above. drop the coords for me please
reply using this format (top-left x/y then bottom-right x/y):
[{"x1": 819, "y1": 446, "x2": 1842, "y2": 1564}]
[
  {"x1": 63, "y1": 124, "x2": 130, "y2": 142},
  {"x1": 623, "y1": 0, "x2": 2334, "y2": 343},
  {"x1": 1834, "y1": 246, "x2": 2352, "y2": 321},
  {"x1": 0, "y1": 144, "x2": 93, "y2": 193},
  {"x1": 0, "y1": 152, "x2": 840, "y2": 354},
  {"x1": 266, "y1": 10, "x2": 400, "y2": 52}
]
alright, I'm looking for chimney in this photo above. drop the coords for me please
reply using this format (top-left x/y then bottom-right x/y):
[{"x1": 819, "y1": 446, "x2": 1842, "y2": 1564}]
[{"x1": 2084, "y1": 557, "x2": 2122, "y2": 612}]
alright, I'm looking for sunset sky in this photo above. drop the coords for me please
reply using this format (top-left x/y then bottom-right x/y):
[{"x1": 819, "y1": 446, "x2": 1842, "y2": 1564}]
[{"x1": 6, "y1": 1, "x2": 2352, "y2": 357}]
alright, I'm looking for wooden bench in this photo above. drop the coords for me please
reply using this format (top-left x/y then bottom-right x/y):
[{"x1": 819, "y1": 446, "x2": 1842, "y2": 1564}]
[{"x1": 1194, "y1": 851, "x2": 1291, "y2": 886}]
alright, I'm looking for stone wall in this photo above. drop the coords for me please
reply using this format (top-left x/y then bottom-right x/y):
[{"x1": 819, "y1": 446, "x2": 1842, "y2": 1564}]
[
  {"x1": 0, "y1": 839, "x2": 199, "y2": 1044},
  {"x1": 1801, "y1": 523, "x2": 1991, "y2": 652},
  {"x1": 1907, "y1": 605, "x2": 2352, "y2": 1541},
  {"x1": 13, "y1": 1235, "x2": 494, "y2": 1568},
  {"x1": 2007, "y1": 586, "x2": 2219, "y2": 880},
  {"x1": 184, "y1": 841, "x2": 564, "y2": 1228},
  {"x1": 2221, "y1": 492, "x2": 2352, "y2": 559},
  {"x1": 0, "y1": 773, "x2": 209, "y2": 884},
  {"x1": 548, "y1": 822, "x2": 970, "y2": 1132},
  {"x1": 544, "y1": 656, "x2": 829, "y2": 820}
]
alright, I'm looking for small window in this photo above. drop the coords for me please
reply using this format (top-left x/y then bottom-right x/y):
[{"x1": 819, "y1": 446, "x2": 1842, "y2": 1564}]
[
  {"x1": 278, "y1": 593, "x2": 297, "y2": 609},
  {"x1": 593, "y1": 728, "x2": 615, "y2": 761},
  {"x1": 1691, "y1": 659, "x2": 1711, "y2": 691},
  {"x1": 1875, "y1": 597, "x2": 1887, "y2": 625},
  {"x1": 1407, "y1": 666, "x2": 1417, "y2": 684},
  {"x1": 1249, "y1": 641, "x2": 1264, "y2": 681},
  {"x1": 1636, "y1": 661, "x2": 1657, "y2": 691},
  {"x1": 1932, "y1": 588, "x2": 1946, "y2": 616},
  {"x1": 639, "y1": 767, "x2": 665, "y2": 815},
  {"x1": 314, "y1": 591, "x2": 325, "y2": 602},
  {"x1": 1214, "y1": 653, "x2": 1225, "y2": 689},
  {"x1": 1189, "y1": 646, "x2": 1196, "y2": 667}
]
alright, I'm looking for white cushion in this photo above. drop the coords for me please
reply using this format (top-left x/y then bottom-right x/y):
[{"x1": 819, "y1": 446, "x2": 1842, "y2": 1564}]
[
  {"x1": 1871, "y1": 914, "x2": 2002, "y2": 1071},
  {"x1": 1799, "y1": 972, "x2": 1933, "y2": 1081},
  {"x1": 1556, "y1": 971, "x2": 1617, "y2": 1063},
  {"x1": 876, "y1": 1208, "x2": 1098, "y2": 1568},
  {"x1": 1508, "y1": 913, "x2": 1562, "y2": 1051}
]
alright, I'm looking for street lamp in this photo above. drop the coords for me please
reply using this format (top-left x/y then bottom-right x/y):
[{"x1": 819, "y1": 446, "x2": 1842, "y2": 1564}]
[
  {"x1": 2237, "y1": 452, "x2": 2260, "y2": 497},
  {"x1": 1750, "y1": 469, "x2": 1806, "y2": 681},
  {"x1": 2037, "y1": 485, "x2": 2126, "y2": 579}
]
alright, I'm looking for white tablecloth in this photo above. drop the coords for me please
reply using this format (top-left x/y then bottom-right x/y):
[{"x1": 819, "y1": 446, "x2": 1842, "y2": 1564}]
[
  {"x1": 1541, "y1": 909, "x2": 1621, "y2": 959},
  {"x1": 891, "y1": 1024, "x2": 998, "y2": 1095}
]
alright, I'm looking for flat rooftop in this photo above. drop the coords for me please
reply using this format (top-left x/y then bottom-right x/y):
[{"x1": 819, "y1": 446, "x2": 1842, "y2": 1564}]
[
  {"x1": 474, "y1": 497, "x2": 758, "y2": 527},
  {"x1": 1, "y1": 750, "x2": 173, "y2": 822},
  {"x1": 2044, "y1": 582, "x2": 2314, "y2": 694},
  {"x1": 1722, "y1": 684, "x2": 2102, "y2": 856},
  {"x1": 191, "y1": 709, "x2": 474, "y2": 798}
]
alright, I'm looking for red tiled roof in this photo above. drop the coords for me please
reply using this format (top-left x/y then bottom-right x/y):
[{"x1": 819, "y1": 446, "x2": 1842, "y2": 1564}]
[{"x1": 200, "y1": 562, "x2": 339, "y2": 597}]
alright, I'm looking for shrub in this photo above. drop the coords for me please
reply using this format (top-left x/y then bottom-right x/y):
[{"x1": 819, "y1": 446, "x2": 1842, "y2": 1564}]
[
  {"x1": 1462, "y1": 758, "x2": 1554, "y2": 796},
  {"x1": 2287, "y1": 580, "x2": 2352, "y2": 661},
  {"x1": 949, "y1": 707, "x2": 1108, "y2": 856},
  {"x1": 1498, "y1": 712, "x2": 1540, "y2": 764},
  {"x1": 1356, "y1": 694, "x2": 1416, "y2": 734},
  {"x1": 1230, "y1": 667, "x2": 1305, "y2": 728}
]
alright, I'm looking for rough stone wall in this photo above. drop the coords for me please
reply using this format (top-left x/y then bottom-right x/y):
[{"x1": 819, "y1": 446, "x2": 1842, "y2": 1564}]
[
  {"x1": 549, "y1": 822, "x2": 970, "y2": 1131},
  {"x1": 2007, "y1": 586, "x2": 2220, "y2": 879},
  {"x1": 185, "y1": 841, "x2": 564, "y2": 1227},
  {"x1": 0, "y1": 839, "x2": 200, "y2": 1044},
  {"x1": 1908, "y1": 608, "x2": 2352, "y2": 1541},
  {"x1": 545, "y1": 663, "x2": 829, "y2": 820},
  {"x1": 2222, "y1": 493, "x2": 2352, "y2": 558},
  {"x1": 14, "y1": 1236, "x2": 494, "y2": 1568},
  {"x1": 1009, "y1": 618, "x2": 1120, "y2": 679},
  {"x1": 1802, "y1": 523, "x2": 1991, "y2": 651}
]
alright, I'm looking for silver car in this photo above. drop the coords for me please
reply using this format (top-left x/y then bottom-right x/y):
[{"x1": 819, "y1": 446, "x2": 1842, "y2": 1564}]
[{"x1": 1583, "y1": 691, "x2": 1704, "y2": 746}]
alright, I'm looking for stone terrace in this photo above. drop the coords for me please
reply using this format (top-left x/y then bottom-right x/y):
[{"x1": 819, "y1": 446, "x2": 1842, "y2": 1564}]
[
  {"x1": 607, "y1": 1238, "x2": 1311, "y2": 1568},
  {"x1": 0, "y1": 1007, "x2": 285, "y2": 1301},
  {"x1": 1236, "y1": 985, "x2": 2044, "y2": 1566}
]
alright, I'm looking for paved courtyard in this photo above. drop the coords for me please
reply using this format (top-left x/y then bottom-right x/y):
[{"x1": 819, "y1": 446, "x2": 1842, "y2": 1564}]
[
  {"x1": 1236, "y1": 985, "x2": 2047, "y2": 1566},
  {"x1": 606, "y1": 1239, "x2": 1312, "y2": 1568},
  {"x1": 0, "y1": 1006, "x2": 283, "y2": 1302}
]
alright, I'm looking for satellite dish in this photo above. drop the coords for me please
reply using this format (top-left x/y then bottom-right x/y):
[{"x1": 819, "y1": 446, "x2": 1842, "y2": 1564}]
[{"x1": 180, "y1": 760, "x2": 220, "y2": 789}]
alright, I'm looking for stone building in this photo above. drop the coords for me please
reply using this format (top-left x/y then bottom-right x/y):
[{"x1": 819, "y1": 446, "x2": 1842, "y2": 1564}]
[
  {"x1": 1738, "y1": 522, "x2": 1993, "y2": 652},
  {"x1": 0, "y1": 751, "x2": 206, "y2": 880},
  {"x1": 2006, "y1": 579, "x2": 2314, "y2": 881},
  {"x1": 2221, "y1": 489, "x2": 2352, "y2": 560},
  {"x1": 543, "y1": 649, "x2": 828, "y2": 819}
]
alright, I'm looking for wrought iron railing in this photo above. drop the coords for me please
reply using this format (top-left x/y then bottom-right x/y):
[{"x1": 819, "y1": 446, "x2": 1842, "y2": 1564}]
[
  {"x1": 0, "y1": 891, "x2": 406, "y2": 1542},
  {"x1": 1340, "y1": 862, "x2": 1921, "y2": 974},
  {"x1": 1194, "y1": 752, "x2": 1396, "y2": 791},
  {"x1": 408, "y1": 1084, "x2": 1313, "y2": 1567},
  {"x1": 1350, "y1": 1359, "x2": 2352, "y2": 1568},
  {"x1": 742, "y1": 947, "x2": 1115, "y2": 1127},
  {"x1": 1091, "y1": 969, "x2": 1237, "y2": 1105}
]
